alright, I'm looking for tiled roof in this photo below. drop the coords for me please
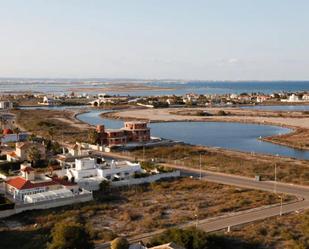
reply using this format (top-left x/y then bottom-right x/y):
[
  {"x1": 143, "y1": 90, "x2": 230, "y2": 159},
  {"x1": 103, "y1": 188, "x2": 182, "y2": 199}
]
[
  {"x1": 7, "y1": 151, "x2": 17, "y2": 157},
  {"x1": 20, "y1": 166, "x2": 34, "y2": 173},
  {"x1": 6, "y1": 177, "x2": 58, "y2": 190}
]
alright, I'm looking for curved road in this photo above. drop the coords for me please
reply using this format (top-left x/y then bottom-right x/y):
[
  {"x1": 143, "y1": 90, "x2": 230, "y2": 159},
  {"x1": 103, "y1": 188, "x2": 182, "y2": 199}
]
[{"x1": 95, "y1": 152, "x2": 309, "y2": 249}]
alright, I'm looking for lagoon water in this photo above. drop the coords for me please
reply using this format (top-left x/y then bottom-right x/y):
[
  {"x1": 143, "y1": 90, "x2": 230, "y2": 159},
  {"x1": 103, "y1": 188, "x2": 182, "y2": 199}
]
[
  {"x1": 241, "y1": 105, "x2": 309, "y2": 112},
  {"x1": 76, "y1": 111, "x2": 309, "y2": 160}
]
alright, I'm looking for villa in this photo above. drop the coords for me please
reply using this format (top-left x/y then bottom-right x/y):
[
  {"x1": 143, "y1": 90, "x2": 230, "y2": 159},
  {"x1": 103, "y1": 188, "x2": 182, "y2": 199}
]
[
  {"x1": 95, "y1": 121, "x2": 151, "y2": 148},
  {"x1": 58, "y1": 157, "x2": 142, "y2": 191},
  {"x1": 5, "y1": 163, "x2": 79, "y2": 202},
  {"x1": 38, "y1": 96, "x2": 59, "y2": 106}
]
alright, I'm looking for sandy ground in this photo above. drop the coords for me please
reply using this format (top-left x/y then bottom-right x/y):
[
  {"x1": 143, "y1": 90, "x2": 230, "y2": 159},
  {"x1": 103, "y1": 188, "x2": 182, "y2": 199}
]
[{"x1": 106, "y1": 108, "x2": 309, "y2": 129}]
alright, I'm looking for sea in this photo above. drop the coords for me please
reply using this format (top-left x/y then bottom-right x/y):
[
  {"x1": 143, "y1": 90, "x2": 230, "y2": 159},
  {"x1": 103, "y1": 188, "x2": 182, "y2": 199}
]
[{"x1": 0, "y1": 79, "x2": 309, "y2": 96}]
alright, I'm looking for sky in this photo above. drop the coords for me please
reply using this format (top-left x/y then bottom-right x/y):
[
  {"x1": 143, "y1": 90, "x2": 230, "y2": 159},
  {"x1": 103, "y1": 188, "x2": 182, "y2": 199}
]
[{"x1": 0, "y1": 0, "x2": 309, "y2": 80}]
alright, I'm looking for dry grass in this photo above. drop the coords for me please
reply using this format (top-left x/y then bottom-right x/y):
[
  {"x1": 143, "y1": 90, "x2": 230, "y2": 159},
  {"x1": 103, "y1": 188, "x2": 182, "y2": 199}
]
[
  {"x1": 223, "y1": 210, "x2": 309, "y2": 249},
  {"x1": 0, "y1": 178, "x2": 293, "y2": 245},
  {"x1": 129, "y1": 145, "x2": 309, "y2": 185},
  {"x1": 13, "y1": 109, "x2": 89, "y2": 144}
]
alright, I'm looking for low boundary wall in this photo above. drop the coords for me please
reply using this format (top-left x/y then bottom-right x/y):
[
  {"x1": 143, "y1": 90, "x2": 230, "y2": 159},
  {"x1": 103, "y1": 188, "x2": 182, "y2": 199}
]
[{"x1": 0, "y1": 192, "x2": 93, "y2": 218}]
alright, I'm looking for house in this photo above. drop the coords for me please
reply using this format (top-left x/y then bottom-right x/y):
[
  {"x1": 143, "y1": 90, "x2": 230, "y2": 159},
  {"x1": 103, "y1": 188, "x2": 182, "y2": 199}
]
[
  {"x1": 256, "y1": 95, "x2": 270, "y2": 103},
  {"x1": 90, "y1": 96, "x2": 128, "y2": 106},
  {"x1": 66, "y1": 143, "x2": 88, "y2": 157},
  {"x1": 302, "y1": 94, "x2": 309, "y2": 101},
  {"x1": 288, "y1": 94, "x2": 300, "y2": 102},
  {"x1": 281, "y1": 94, "x2": 301, "y2": 102},
  {"x1": 62, "y1": 157, "x2": 142, "y2": 191},
  {"x1": 5, "y1": 163, "x2": 78, "y2": 202},
  {"x1": 229, "y1": 93, "x2": 238, "y2": 99},
  {"x1": 69, "y1": 157, "x2": 142, "y2": 181},
  {"x1": 123, "y1": 121, "x2": 151, "y2": 143},
  {"x1": 0, "y1": 101, "x2": 13, "y2": 110},
  {"x1": 6, "y1": 142, "x2": 46, "y2": 162},
  {"x1": 38, "y1": 96, "x2": 58, "y2": 106},
  {"x1": 1, "y1": 129, "x2": 29, "y2": 143},
  {"x1": 95, "y1": 121, "x2": 151, "y2": 148}
]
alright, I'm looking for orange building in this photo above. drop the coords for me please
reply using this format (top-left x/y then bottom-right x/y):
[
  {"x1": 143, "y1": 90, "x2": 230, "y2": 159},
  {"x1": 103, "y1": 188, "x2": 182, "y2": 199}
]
[{"x1": 95, "y1": 121, "x2": 150, "y2": 147}]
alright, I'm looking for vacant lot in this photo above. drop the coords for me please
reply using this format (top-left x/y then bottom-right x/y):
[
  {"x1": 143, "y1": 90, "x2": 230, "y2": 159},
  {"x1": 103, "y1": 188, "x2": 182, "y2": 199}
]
[
  {"x1": 128, "y1": 145, "x2": 309, "y2": 185},
  {"x1": 224, "y1": 210, "x2": 309, "y2": 249},
  {"x1": 0, "y1": 178, "x2": 292, "y2": 248},
  {"x1": 12, "y1": 109, "x2": 90, "y2": 144}
]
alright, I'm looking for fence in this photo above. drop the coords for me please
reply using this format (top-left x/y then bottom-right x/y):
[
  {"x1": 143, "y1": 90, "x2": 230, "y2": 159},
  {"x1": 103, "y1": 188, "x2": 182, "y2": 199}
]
[
  {"x1": 111, "y1": 171, "x2": 180, "y2": 187},
  {"x1": 0, "y1": 192, "x2": 93, "y2": 219}
]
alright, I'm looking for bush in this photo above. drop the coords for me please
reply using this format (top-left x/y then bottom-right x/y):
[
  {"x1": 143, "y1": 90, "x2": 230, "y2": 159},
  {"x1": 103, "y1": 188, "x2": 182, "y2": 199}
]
[
  {"x1": 47, "y1": 220, "x2": 94, "y2": 249},
  {"x1": 217, "y1": 110, "x2": 228, "y2": 116},
  {"x1": 0, "y1": 161, "x2": 21, "y2": 175},
  {"x1": 149, "y1": 227, "x2": 210, "y2": 249},
  {"x1": 0, "y1": 194, "x2": 15, "y2": 210},
  {"x1": 111, "y1": 237, "x2": 129, "y2": 249}
]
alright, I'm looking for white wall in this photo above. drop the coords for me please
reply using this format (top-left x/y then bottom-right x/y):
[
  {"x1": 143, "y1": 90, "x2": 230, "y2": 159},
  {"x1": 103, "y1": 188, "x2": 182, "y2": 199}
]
[{"x1": 111, "y1": 171, "x2": 180, "y2": 187}]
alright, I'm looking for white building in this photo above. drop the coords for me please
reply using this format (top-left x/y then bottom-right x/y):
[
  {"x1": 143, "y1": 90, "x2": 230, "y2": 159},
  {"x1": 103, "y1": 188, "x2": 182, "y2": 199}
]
[
  {"x1": 0, "y1": 101, "x2": 13, "y2": 110},
  {"x1": 282, "y1": 94, "x2": 301, "y2": 102},
  {"x1": 38, "y1": 96, "x2": 58, "y2": 106},
  {"x1": 5, "y1": 163, "x2": 79, "y2": 202},
  {"x1": 302, "y1": 94, "x2": 309, "y2": 101},
  {"x1": 64, "y1": 158, "x2": 142, "y2": 191}
]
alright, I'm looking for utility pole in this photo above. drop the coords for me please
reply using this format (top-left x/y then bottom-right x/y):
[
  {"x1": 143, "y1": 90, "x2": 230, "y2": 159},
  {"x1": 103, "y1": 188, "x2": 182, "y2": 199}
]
[
  {"x1": 143, "y1": 145, "x2": 145, "y2": 161},
  {"x1": 274, "y1": 163, "x2": 277, "y2": 194},
  {"x1": 280, "y1": 195, "x2": 283, "y2": 216},
  {"x1": 195, "y1": 206, "x2": 199, "y2": 228},
  {"x1": 199, "y1": 153, "x2": 202, "y2": 180}
]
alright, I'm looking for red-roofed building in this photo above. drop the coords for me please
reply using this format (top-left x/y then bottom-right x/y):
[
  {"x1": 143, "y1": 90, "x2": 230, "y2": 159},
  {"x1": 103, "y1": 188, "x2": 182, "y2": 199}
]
[
  {"x1": 5, "y1": 176, "x2": 62, "y2": 201},
  {"x1": 3, "y1": 128, "x2": 13, "y2": 135},
  {"x1": 5, "y1": 163, "x2": 78, "y2": 201}
]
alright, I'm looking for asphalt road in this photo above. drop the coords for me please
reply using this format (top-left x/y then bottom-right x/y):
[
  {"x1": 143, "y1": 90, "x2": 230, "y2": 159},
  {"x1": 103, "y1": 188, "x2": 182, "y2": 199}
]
[{"x1": 95, "y1": 153, "x2": 309, "y2": 248}]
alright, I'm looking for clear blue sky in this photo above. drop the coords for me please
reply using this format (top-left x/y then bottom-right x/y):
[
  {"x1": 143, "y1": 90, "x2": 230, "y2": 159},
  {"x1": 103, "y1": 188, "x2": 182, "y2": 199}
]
[{"x1": 1, "y1": 0, "x2": 308, "y2": 80}]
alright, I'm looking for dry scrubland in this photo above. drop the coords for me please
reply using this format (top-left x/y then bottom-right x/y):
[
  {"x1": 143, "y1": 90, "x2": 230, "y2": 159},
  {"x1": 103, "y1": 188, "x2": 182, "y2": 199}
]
[
  {"x1": 0, "y1": 178, "x2": 292, "y2": 248},
  {"x1": 13, "y1": 109, "x2": 90, "y2": 144},
  {"x1": 225, "y1": 210, "x2": 309, "y2": 249},
  {"x1": 129, "y1": 145, "x2": 309, "y2": 185}
]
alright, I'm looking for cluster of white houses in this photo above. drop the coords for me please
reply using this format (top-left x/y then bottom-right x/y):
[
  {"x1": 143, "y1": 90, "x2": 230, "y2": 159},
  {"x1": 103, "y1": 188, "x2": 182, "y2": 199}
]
[
  {"x1": 58, "y1": 157, "x2": 142, "y2": 191},
  {"x1": 3, "y1": 157, "x2": 143, "y2": 204}
]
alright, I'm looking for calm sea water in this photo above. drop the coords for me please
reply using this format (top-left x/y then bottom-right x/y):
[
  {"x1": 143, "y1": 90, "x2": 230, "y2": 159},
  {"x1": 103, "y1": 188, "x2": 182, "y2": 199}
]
[
  {"x1": 1, "y1": 80, "x2": 309, "y2": 96},
  {"x1": 76, "y1": 111, "x2": 309, "y2": 160}
]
